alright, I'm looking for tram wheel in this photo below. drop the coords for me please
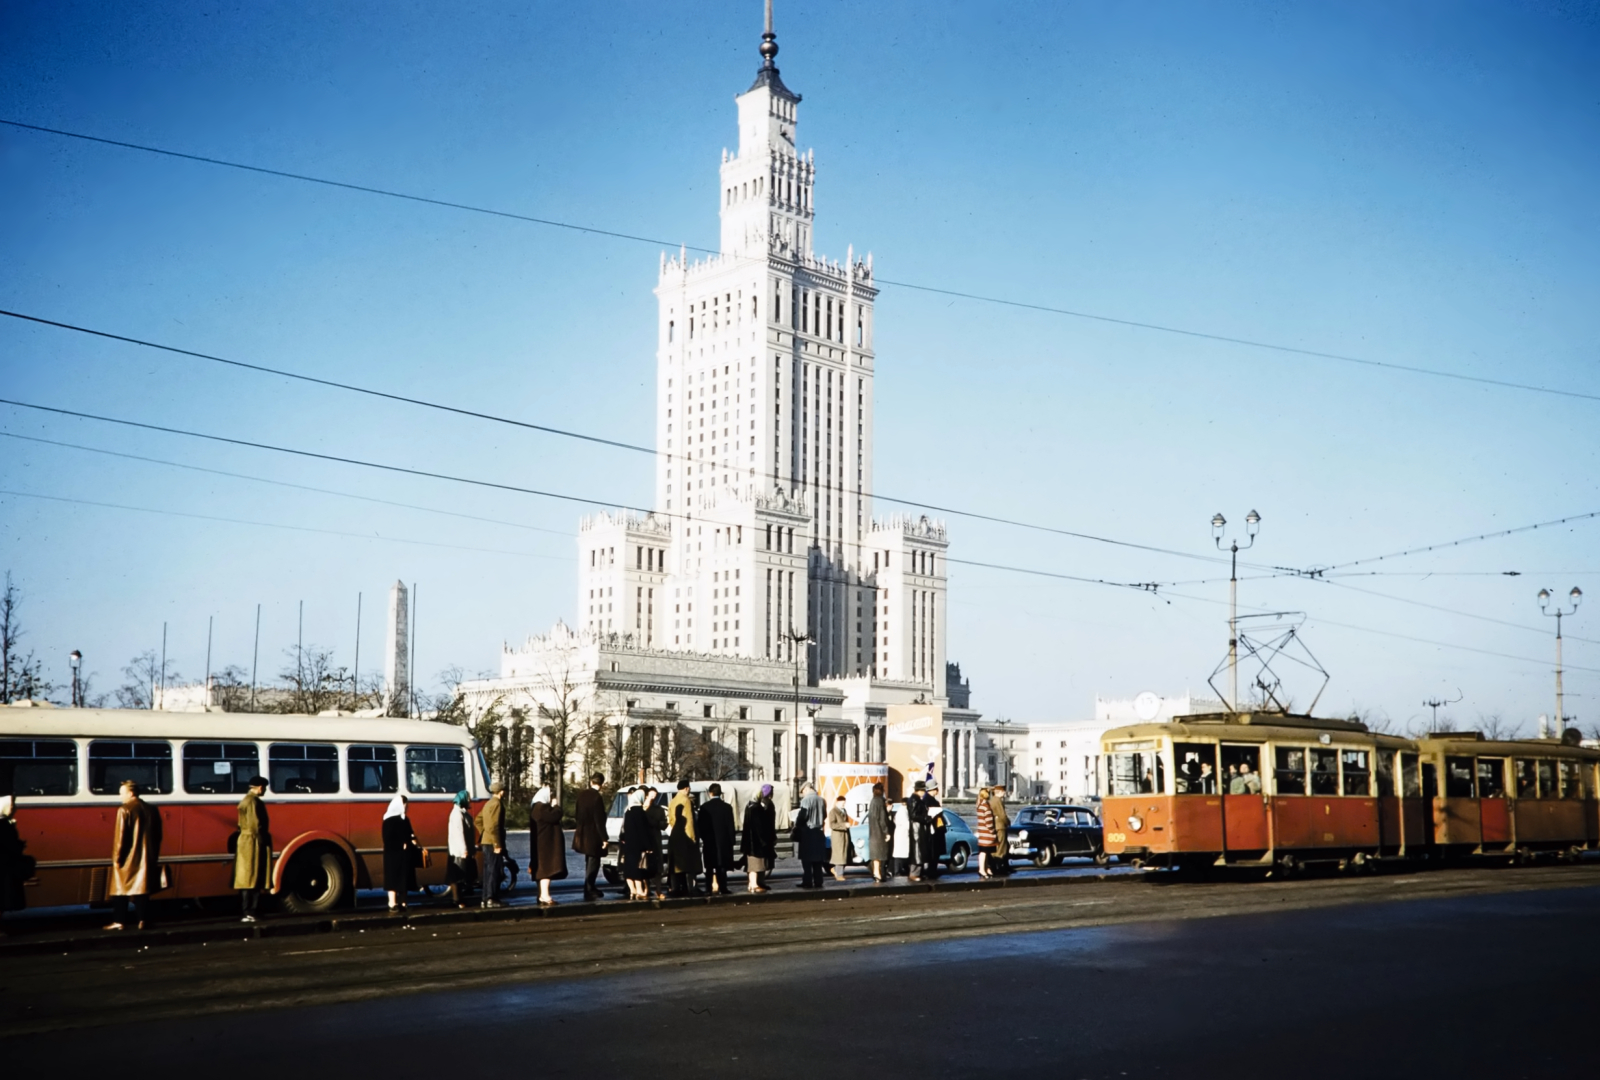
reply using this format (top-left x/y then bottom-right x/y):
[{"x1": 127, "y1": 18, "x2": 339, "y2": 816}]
[{"x1": 279, "y1": 847, "x2": 350, "y2": 915}]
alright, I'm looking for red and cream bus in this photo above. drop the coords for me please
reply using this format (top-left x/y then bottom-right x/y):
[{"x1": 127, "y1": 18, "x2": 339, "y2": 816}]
[{"x1": 1, "y1": 705, "x2": 489, "y2": 914}]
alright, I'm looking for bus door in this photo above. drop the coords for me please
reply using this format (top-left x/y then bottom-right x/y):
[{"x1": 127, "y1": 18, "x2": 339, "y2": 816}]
[
  {"x1": 1220, "y1": 744, "x2": 1268, "y2": 850},
  {"x1": 1477, "y1": 757, "x2": 1509, "y2": 846}
]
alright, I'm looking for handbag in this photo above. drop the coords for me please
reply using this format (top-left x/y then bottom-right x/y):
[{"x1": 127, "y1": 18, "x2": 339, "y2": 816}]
[{"x1": 418, "y1": 845, "x2": 434, "y2": 869}]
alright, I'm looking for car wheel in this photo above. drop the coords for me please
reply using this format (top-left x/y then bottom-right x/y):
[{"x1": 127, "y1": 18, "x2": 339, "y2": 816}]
[
  {"x1": 602, "y1": 865, "x2": 623, "y2": 886},
  {"x1": 947, "y1": 843, "x2": 970, "y2": 871},
  {"x1": 278, "y1": 846, "x2": 349, "y2": 915},
  {"x1": 1033, "y1": 844, "x2": 1055, "y2": 869}
]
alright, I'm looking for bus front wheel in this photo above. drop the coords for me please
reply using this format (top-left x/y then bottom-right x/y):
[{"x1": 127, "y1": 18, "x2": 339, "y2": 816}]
[{"x1": 279, "y1": 847, "x2": 349, "y2": 915}]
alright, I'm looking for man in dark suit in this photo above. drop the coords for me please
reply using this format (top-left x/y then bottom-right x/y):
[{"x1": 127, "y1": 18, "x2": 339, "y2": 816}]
[
  {"x1": 696, "y1": 783, "x2": 738, "y2": 895},
  {"x1": 572, "y1": 773, "x2": 610, "y2": 900}
]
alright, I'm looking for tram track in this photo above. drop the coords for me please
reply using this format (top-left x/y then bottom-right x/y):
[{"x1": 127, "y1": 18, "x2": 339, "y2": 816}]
[{"x1": 4, "y1": 862, "x2": 1598, "y2": 1036}]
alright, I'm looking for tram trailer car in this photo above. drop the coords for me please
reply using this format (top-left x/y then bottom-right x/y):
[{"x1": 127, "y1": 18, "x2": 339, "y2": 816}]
[
  {"x1": 1099, "y1": 712, "x2": 1600, "y2": 871},
  {"x1": 0, "y1": 706, "x2": 490, "y2": 913}
]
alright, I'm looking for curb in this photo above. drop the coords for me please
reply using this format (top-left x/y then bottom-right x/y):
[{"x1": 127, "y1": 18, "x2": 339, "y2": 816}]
[{"x1": 0, "y1": 870, "x2": 1139, "y2": 957}]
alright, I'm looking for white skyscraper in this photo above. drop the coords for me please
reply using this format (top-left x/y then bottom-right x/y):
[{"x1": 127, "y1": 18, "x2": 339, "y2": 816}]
[{"x1": 577, "y1": 8, "x2": 948, "y2": 689}]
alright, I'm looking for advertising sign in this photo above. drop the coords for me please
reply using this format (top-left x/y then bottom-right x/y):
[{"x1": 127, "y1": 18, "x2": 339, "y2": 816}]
[
  {"x1": 816, "y1": 762, "x2": 889, "y2": 823},
  {"x1": 885, "y1": 703, "x2": 942, "y2": 800}
]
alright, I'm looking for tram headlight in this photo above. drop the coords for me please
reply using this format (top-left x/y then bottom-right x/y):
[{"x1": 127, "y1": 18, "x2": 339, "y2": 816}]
[{"x1": 1128, "y1": 814, "x2": 1144, "y2": 832}]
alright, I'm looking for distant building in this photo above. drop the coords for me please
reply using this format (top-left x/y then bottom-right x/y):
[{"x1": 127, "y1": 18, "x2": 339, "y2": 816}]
[{"x1": 386, "y1": 580, "x2": 409, "y2": 717}]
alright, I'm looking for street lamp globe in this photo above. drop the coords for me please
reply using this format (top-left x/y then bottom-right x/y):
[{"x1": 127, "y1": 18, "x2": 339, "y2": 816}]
[
  {"x1": 69, "y1": 650, "x2": 82, "y2": 670},
  {"x1": 1211, "y1": 513, "x2": 1226, "y2": 537},
  {"x1": 1538, "y1": 588, "x2": 1551, "y2": 608},
  {"x1": 1571, "y1": 587, "x2": 1583, "y2": 606},
  {"x1": 1246, "y1": 509, "x2": 1261, "y2": 536}
]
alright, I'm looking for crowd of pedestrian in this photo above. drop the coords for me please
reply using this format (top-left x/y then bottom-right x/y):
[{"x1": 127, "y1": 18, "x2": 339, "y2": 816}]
[{"x1": 0, "y1": 773, "x2": 1019, "y2": 933}]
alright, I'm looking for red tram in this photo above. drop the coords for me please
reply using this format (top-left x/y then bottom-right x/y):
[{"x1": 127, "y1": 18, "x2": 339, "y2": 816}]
[{"x1": 1099, "y1": 712, "x2": 1600, "y2": 870}]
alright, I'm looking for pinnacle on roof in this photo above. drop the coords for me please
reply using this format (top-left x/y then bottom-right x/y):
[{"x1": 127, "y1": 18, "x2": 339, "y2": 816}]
[{"x1": 749, "y1": 0, "x2": 800, "y2": 102}]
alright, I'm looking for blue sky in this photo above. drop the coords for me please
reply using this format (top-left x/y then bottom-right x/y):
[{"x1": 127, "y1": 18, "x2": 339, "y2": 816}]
[{"x1": 1, "y1": 0, "x2": 1597, "y2": 730}]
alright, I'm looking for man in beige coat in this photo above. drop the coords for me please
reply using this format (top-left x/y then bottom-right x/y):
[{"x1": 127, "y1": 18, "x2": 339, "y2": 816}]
[
  {"x1": 106, "y1": 780, "x2": 162, "y2": 931},
  {"x1": 234, "y1": 777, "x2": 271, "y2": 923},
  {"x1": 475, "y1": 780, "x2": 507, "y2": 908},
  {"x1": 988, "y1": 787, "x2": 1011, "y2": 870}
]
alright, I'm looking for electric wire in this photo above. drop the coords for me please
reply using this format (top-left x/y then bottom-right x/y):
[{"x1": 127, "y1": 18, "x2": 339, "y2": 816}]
[{"x1": 5, "y1": 118, "x2": 1597, "y2": 406}]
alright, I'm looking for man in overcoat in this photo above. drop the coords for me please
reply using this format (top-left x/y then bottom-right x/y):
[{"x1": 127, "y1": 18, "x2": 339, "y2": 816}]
[
  {"x1": 234, "y1": 776, "x2": 272, "y2": 923},
  {"x1": 572, "y1": 773, "x2": 609, "y2": 901},
  {"x1": 475, "y1": 780, "x2": 507, "y2": 907},
  {"x1": 106, "y1": 780, "x2": 162, "y2": 931},
  {"x1": 696, "y1": 783, "x2": 737, "y2": 895}
]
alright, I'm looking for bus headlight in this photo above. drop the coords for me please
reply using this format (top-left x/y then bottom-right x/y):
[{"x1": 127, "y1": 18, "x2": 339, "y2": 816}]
[{"x1": 1128, "y1": 814, "x2": 1144, "y2": 832}]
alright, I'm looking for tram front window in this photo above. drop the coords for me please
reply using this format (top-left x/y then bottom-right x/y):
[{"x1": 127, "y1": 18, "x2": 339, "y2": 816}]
[
  {"x1": 1110, "y1": 751, "x2": 1163, "y2": 796},
  {"x1": 1173, "y1": 743, "x2": 1217, "y2": 794}
]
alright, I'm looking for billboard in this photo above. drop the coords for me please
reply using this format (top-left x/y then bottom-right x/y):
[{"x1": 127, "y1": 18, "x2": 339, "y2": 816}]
[
  {"x1": 885, "y1": 703, "x2": 942, "y2": 800},
  {"x1": 816, "y1": 762, "x2": 889, "y2": 823}
]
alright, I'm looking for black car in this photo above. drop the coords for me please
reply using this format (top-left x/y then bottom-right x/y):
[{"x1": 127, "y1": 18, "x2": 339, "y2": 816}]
[{"x1": 1005, "y1": 804, "x2": 1108, "y2": 867}]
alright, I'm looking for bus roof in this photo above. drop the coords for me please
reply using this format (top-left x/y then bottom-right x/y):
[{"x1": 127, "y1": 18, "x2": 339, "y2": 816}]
[{"x1": 0, "y1": 705, "x2": 478, "y2": 747}]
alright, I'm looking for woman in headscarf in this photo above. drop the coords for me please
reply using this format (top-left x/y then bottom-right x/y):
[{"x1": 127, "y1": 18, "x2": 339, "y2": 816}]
[
  {"x1": 866, "y1": 783, "x2": 890, "y2": 884},
  {"x1": 446, "y1": 790, "x2": 478, "y2": 908},
  {"x1": 891, "y1": 794, "x2": 912, "y2": 877},
  {"x1": 619, "y1": 788, "x2": 656, "y2": 901},
  {"x1": 796, "y1": 782, "x2": 829, "y2": 889},
  {"x1": 666, "y1": 780, "x2": 701, "y2": 897},
  {"x1": 381, "y1": 795, "x2": 418, "y2": 913},
  {"x1": 827, "y1": 795, "x2": 853, "y2": 881},
  {"x1": 528, "y1": 786, "x2": 567, "y2": 906},
  {"x1": 0, "y1": 796, "x2": 35, "y2": 934},
  {"x1": 106, "y1": 780, "x2": 162, "y2": 931},
  {"x1": 740, "y1": 783, "x2": 777, "y2": 894}
]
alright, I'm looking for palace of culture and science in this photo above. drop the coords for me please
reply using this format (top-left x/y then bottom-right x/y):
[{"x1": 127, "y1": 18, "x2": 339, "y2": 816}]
[{"x1": 458, "y1": 12, "x2": 984, "y2": 793}]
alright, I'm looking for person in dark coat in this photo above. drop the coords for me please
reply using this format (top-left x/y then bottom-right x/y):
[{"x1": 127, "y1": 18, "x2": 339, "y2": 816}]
[
  {"x1": 909, "y1": 782, "x2": 944, "y2": 881},
  {"x1": 740, "y1": 783, "x2": 777, "y2": 894},
  {"x1": 644, "y1": 787, "x2": 668, "y2": 898},
  {"x1": 381, "y1": 795, "x2": 419, "y2": 913},
  {"x1": 795, "y1": 783, "x2": 829, "y2": 888},
  {"x1": 619, "y1": 788, "x2": 656, "y2": 901},
  {"x1": 697, "y1": 783, "x2": 737, "y2": 895},
  {"x1": 475, "y1": 780, "x2": 507, "y2": 908},
  {"x1": 866, "y1": 783, "x2": 891, "y2": 883},
  {"x1": 0, "y1": 796, "x2": 35, "y2": 935},
  {"x1": 106, "y1": 780, "x2": 162, "y2": 931},
  {"x1": 529, "y1": 786, "x2": 567, "y2": 906},
  {"x1": 572, "y1": 773, "x2": 609, "y2": 901},
  {"x1": 234, "y1": 777, "x2": 272, "y2": 923}
]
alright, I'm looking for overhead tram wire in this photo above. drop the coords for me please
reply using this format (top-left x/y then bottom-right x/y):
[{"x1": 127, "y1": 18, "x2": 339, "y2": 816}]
[
  {"x1": 0, "y1": 314, "x2": 1251, "y2": 573},
  {"x1": 4, "y1": 118, "x2": 1597, "y2": 407}
]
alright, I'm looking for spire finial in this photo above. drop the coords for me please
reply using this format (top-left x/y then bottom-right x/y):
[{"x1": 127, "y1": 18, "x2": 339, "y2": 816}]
[{"x1": 760, "y1": 0, "x2": 779, "y2": 66}]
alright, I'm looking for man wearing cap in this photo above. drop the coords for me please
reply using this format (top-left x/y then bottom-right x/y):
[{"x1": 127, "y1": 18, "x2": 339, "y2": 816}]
[
  {"x1": 234, "y1": 776, "x2": 271, "y2": 924},
  {"x1": 697, "y1": 783, "x2": 737, "y2": 896},
  {"x1": 476, "y1": 780, "x2": 507, "y2": 908}
]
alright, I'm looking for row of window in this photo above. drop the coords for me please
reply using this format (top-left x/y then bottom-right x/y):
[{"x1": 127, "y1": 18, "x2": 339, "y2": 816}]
[{"x1": 0, "y1": 739, "x2": 469, "y2": 798}]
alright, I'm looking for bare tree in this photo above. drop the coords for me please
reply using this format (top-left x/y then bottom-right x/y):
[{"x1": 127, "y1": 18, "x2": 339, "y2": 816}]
[
  {"x1": 115, "y1": 650, "x2": 180, "y2": 710},
  {"x1": 0, "y1": 571, "x2": 54, "y2": 703},
  {"x1": 672, "y1": 719, "x2": 758, "y2": 782},
  {"x1": 1347, "y1": 706, "x2": 1395, "y2": 735},
  {"x1": 1478, "y1": 713, "x2": 1522, "y2": 741}
]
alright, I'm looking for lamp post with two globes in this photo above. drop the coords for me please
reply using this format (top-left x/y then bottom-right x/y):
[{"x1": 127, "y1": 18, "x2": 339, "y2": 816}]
[
  {"x1": 1538, "y1": 587, "x2": 1582, "y2": 735},
  {"x1": 1212, "y1": 510, "x2": 1261, "y2": 713}
]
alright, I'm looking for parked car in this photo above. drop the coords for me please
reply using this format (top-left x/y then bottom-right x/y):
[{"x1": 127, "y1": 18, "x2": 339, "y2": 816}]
[
  {"x1": 848, "y1": 807, "x2": 979, "y2": 871},
  {"x1": 1006, "y1": 804, "x2": 1108, "y2": 867}
]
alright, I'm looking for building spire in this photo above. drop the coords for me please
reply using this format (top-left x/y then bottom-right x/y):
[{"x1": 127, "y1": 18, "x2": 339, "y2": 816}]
[
  {"x1": 760, "y1": 0, "x2": 779, "y2": 67},
  {"x1": 748, "y1": 0, "x2": 798, "y2": 100}
]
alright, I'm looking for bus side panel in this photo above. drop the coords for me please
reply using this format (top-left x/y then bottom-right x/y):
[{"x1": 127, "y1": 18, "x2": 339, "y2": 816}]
[
  {"x1": 1170, "y1": 796, "x2": 1222, "y2": 853},
  {"x1": 17, "y1": 804, "x2": 122, "y2": 907},
  {"x1": 177, "y1": 800, "x2": 241, "y2": 898},
  {"x1": 407, "y1": 799, "x2": 453, "y2": 886}
]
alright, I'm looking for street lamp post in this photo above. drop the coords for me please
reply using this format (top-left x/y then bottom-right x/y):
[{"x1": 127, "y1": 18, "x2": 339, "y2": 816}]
[
  {"x1": 1538, "y1": 587, "x2": 1582, "y2": 735},
  {"x1": 1212, "y1": 510, "x2": 1261, "y2": 712},
  {"x1": 783, "y1": 625, "x2": 814, "y2": 803},
  {"x1": 69, "y1": 650, "x2": 82, "y2": 707}
]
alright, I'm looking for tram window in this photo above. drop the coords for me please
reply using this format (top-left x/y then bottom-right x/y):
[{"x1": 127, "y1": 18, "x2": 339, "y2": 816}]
[
  {"x1": 1310, "y1": 748, "x2": 1339, "y2": 796},
  {"x1": 1559, "y1": 760, "x2": 1581, "y2": 799},
  {"x1": 1274, "y1": 748, "x2": 1307, "y2": 795},
  {"x1": 182, "y1": 742, "x2": 259, "y2": 794},
  {"x1": 348, "y1": 744, "x2": 399, "y2": 794},
  {"x1": 1400, "y1": 753, "x2": 1421, "y2": 797},
  {"x1": 1341, "y1": 750, "x2": 1371, "y2": 796},
  {"x1": 1475, "y1": 758, "x2": 1506, "y2": 799},
  {"x1": 0, "y1": 739, "x2": 78, "y2": 796},
  {"x1": 1536, "y1": 759, "x2": 1557, "y2": 798},
  {"x1": 1220, "y1": 745, "x2": 1261, "y2": 794},
  {"x1": 406, "y1": 745, "x2": 467, "y2": 794},
  {"x1": 1109, "y1": 751, "x2": 1162, "y2": 796},
  {"x1": 1421, "y1": 762, "x2": 1437, "y2": 798},
  {"x1": 1514, "y1": 759, "x2": 1537, "y2": 798},
  {"x1": 1375, "y1": 751, "x2": 1394, "y2": 797},
  {"x1": 88, "y1": 740, "x2": 173, "y2": 795},
  {"x1": 1444, "y1": 757, "x2": 1475, "y2": 798},
  {"x1": 1173, "y1": 743, "x2": 1217, "y2": 794},
  {"x1": 268, "y1": 743, "x2": 340, "y2": 794}
]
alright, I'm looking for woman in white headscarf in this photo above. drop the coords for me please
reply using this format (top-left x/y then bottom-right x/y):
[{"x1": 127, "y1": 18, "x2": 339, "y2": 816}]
[
  {"x1": 381, "y1": 795, "x2": 418, "y2": 913},
  {"x1": 619, "y1": 788, "x2": 655, "y2": 901},
  {"x1": 528, "y1": 786, "x2": 567, "y2": 905}
]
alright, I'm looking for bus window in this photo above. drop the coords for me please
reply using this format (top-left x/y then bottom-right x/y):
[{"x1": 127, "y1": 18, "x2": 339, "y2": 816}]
[
  {"x1": 182, "y1": 742, "x2": 259, "y2": 794},
  {"x1": 1559, "y1": 760, "x2": 1581, "y2": 799},
  {"x1": 1514, "y1": 759, "x2": 1537, "y2": 798},
  {"x1": 1109, "y1": 751, "x2": 1161, "y2": 795},
  {"x1": 89, "y1": 740, "x2": 173, "y2": 795},
  {"x1": 269, "y1": 743, "x2": 340, "y2": 794},
  {"x1": 348, "y1": 744, "x2": 399, "y2": 794},
  {"x1": 1375, "y1": 751, "x2": 1394, "y2": 797},
  {"x1": 1476, "y1": 758, "x2": 1506, "y2": 799},
  {"x1": 0, "y1": 739, "x2": 78, "y2": 796},
  {"x1": 406, "y1": 746, "x2": 466, "y2": 794},
  {"x1": 1400, "y1": 753, "x2": 1421, "y2": 797},
  {"x1": 1341, "y1": 749, "x2": 1371, "y2": 796},
  {"x1": 1173, "y1": 743, "x2": 1217, "y2": 794},
  {"x1": 1275, "y1": 748, "x2": 1307, "y2": 795},
  {"x1": 1536, "y1": 759, "x2": 1557, "y2": 798},
  {"x1": 1310, "y1": 748, "x2": 1339, "y2": 796},
  {"x1": 1444, "y1": 757, "x2": 1475, "y2": 798}
]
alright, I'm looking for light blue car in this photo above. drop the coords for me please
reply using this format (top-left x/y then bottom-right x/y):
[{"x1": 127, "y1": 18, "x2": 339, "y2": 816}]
[{"x1": 848, "y1": 808, "x2": 979, "y2": 871}]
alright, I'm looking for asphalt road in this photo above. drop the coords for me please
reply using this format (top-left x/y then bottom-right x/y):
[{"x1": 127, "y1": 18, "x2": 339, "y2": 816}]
[{"x1": 5, "y1": 864, "x2": 1598, "y2": 1077}]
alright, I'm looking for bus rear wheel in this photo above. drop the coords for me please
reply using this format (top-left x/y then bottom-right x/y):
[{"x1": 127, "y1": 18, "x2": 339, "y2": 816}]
[{"x1": 279, "y1": 847, "x2": 349, "y2": 915}]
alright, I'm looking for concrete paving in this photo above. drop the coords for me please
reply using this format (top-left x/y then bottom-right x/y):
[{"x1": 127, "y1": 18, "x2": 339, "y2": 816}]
[{"x1": 4, "y1": 864, "x2": 1598, "y2": 1077}]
